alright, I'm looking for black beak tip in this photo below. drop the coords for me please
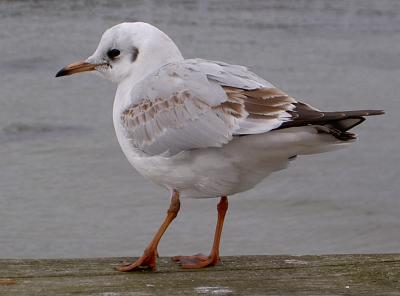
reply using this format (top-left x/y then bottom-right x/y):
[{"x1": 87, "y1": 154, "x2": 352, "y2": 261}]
[{"x1": 55, "y1": 68, "x2": 68, "y2": 78}]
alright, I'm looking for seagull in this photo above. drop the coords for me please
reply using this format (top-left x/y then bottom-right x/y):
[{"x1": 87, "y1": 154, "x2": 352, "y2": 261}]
[{"x1": 56, "y1": 22, "x2": 384, "y2": 271}]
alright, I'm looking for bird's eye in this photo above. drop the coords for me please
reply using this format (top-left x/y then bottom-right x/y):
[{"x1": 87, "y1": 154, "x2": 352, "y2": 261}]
[{"x1": 107, "y1": 49, "x2": 121, "y2": 59}]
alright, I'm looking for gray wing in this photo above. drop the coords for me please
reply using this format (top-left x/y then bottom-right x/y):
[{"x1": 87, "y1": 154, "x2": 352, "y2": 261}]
[{"x1": 120, "y1": 59, "x2": 297, "y2": 156}]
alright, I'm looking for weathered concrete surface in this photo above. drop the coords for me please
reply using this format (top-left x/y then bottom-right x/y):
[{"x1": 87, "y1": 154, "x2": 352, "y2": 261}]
[{"x1": 0, "y1": 254, "x2": 399, "y2": 295}]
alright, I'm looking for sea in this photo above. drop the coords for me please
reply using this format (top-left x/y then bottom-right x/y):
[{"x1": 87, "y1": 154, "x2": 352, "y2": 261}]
[{"x1": 0, "y1": 0, "x2": 399, "y2": 258}]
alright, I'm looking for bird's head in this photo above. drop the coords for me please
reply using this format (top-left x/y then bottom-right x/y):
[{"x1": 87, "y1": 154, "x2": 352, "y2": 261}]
[{"x1": 55, "y1": 22, "x2": 183, "y2": 84}]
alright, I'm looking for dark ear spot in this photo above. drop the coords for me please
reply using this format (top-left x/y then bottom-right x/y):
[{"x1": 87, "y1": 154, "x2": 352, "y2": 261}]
[{"x1": 131, "y1": 47, "x2": 139, "y2": 62}]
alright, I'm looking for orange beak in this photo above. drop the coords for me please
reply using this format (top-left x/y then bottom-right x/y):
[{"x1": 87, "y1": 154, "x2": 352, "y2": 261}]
[{"x1": 55, "y1": 60, "x2": 98, "y2": 77}]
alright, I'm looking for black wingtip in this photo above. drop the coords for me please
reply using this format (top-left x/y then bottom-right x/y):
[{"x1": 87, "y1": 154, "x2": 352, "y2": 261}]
[
  {"x1": 55, "y1": 67, "x2": 68, "y2": 78},
  {"x1": 363, "y1": 110, "x2": 385, "y2": 116}
]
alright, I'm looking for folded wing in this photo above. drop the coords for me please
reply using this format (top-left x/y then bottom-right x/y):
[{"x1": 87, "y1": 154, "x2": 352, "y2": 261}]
[
  {"x1": 120, "y1": 59, "x2": 299, "y2": 155},
  {"x1": 120, "y1": 59, "x2": 383, "y2": 156}
]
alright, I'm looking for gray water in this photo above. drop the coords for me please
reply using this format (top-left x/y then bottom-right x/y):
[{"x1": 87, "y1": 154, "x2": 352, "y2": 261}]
[{"x1": 1, "y1": 0, "x2": 399, "y2": 259}]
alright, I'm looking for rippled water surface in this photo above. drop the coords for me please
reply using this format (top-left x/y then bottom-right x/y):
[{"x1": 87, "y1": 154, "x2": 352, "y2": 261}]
[{"x1": 1, "y1": 0, "x2": 399, "y2": 258}]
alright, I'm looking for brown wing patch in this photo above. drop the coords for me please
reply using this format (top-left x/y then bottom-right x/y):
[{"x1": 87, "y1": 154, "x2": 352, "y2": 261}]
[
  {"x1": 215, "y1": 88, "x2": 246, "y2": 118},
  {"x1": 120, "y1": 91, "x2": 212, "y2": 145},
  {"x1": 121, "y1": 92, "x2": 210, "y2": 131},
  {"x1": 221, "y1": 86, "x2": 296, "y2": 120},
  {"x1": 123, "y1": 87, "x2": 297, "y2": 130},
  {"x1": 217, "y1": 101, "x2": 245, "y2": 118}
]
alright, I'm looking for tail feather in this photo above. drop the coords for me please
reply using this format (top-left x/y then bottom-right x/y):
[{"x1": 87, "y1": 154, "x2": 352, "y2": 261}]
[
  {"x1": 321, "y1": 110, "x2": 384, "y2": 131},
  {"x1": 278, "y1": 102, "x2": 384, "y2": 141},
  {"x1": 331, "y1": 117, "x2": 365, "y2": 132}
]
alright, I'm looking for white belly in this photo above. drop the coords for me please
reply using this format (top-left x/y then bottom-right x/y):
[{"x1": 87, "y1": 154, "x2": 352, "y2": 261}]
[{"x1": 114, "y1": 119, "x2": 349, "y2": 198}]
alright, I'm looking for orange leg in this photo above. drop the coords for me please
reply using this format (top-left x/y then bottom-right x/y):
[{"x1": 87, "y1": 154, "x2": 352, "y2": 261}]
[
  {"x1": 115, "y1": 190, "x2": 180, "y2": 271},
  {"x1": 173, "y1": 196, "x2": 228, "y2": 269}
]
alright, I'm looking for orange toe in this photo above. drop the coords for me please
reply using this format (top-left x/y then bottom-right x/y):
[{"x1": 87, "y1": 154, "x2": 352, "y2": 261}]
[
  {"x1": 173, "y1": 253, "x2": 220, "y2": 269},
  {"x1": 115, "y1": 249, "x2": 157, "y2": 271}
]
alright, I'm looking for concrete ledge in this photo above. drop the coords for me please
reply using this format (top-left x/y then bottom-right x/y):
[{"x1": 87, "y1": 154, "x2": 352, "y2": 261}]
[{"x1": 1, "y1": 254, "x2": 399, "y2": 295}]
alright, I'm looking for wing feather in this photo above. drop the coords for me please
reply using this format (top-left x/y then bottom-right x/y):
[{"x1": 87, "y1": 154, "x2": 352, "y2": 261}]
[
  {"x1": 220, "y1": 87, "x2": 297, "y2": 134},
  {"x1": 121, "y1": 89, "x2": 239, "y2": 155},
  {"x1": 120, "y1": 59, "x2": 299, "y2": 155}
]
